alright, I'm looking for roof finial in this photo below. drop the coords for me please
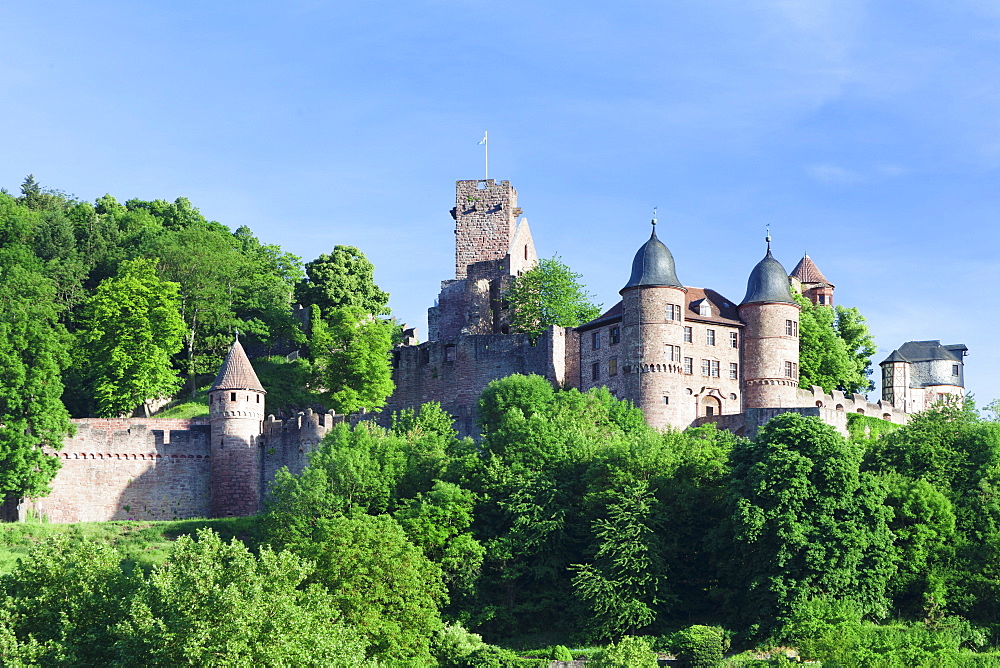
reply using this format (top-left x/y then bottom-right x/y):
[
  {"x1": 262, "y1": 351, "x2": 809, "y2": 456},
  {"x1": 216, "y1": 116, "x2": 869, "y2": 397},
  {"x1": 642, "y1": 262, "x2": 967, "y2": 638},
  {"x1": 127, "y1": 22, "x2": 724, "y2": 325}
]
[
  {"x1": 651, "y1": 206, "x2": 657, "y2": 227},
  {"x1": 234, "y1": 328, "x2": 240, "y2": 341},
  {"x1": 765, "y1": 224, "x2": 772, "y2": 252}
]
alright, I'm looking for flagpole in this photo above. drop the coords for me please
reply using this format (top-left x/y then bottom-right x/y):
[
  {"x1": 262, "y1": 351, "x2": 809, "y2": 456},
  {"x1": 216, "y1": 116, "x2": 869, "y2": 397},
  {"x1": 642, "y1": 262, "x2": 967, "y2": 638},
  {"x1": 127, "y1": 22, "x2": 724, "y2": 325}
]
[{"x1": 484, "y1": 131, "x2": 489, "y2": 180}]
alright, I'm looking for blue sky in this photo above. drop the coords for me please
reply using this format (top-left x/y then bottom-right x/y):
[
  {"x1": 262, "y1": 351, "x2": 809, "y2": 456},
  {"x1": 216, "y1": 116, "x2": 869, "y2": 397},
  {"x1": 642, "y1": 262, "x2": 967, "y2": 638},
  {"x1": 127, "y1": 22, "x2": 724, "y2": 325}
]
[{"x1": 3, "y1": 1, "x2": 999, "y2": 405}]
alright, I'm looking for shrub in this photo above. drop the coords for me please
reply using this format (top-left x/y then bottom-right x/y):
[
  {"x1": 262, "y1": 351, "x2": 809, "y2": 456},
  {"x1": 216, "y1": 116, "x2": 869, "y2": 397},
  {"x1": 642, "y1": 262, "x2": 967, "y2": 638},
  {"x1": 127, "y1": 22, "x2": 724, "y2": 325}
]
[
  {"x1": 433, "y1": 623, "x2": 487, "y2": 667},
  {"x1": 589, "y1": 635, "x2": 659, "y2": 668},
  {"x1": 672, "y1": 625, "x2": 726, "y2": 667},
  {"x1": 549, "y1": 644, "x2": 574, "y2": 661}
]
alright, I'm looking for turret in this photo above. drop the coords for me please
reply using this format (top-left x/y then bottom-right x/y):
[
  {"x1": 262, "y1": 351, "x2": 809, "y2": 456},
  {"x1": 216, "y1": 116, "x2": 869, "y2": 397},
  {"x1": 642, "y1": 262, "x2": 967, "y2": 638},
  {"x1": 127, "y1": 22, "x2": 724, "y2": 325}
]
[
  {"x1": 208, "y1": 336, "x2": 266, "y2": 517},
  {"x1": 789, "y1": 253, "x2": 834, "y2": 306},
  {"x1": 620, "y1": 215, "x2": 688, "y2": 430},
  {"x1": 880, "y1": 349, "x2": 911, "y2": 410},
  {"x1": 738, "y1": 236, "x2": 801, "y2": 409}
]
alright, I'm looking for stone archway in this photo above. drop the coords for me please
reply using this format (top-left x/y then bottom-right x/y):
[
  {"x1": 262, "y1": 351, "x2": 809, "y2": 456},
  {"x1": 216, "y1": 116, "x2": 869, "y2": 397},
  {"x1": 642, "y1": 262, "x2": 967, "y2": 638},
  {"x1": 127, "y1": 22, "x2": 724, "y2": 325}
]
[{"x1": 701, "y1": 395, "x2": 722, "y2": 417}]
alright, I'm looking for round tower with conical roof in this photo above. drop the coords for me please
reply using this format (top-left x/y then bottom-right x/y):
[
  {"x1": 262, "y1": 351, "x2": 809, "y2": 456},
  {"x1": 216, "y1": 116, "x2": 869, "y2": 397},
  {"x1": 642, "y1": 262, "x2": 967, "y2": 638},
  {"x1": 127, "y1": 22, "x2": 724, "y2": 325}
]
[
  {"x1": 620, "y1": 216, "x2": 689, "y2": 430},
  {"x1": 209, "y1": 336, "x2": 266, "y2": 517},
  {"x1": 738, "y1": 236, "x2": 801, "y2": 410}
]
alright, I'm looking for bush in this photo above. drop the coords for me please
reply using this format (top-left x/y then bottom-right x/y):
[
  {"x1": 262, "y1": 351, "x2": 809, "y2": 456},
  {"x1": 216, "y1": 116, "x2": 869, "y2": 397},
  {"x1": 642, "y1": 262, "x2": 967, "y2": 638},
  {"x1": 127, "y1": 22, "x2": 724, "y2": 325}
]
[
  {"x1": 673, "y1": 625, "x2": 726, "y2": 667},
  {"x1": 549, "y1": 644, "x2": 574, "y2": 661},
  {"x1": 589, "y1": 635, "x2": 659, "y2": 668},
  {"x1": 433, "y1": 623, "x2": 487, "y2": 667}
]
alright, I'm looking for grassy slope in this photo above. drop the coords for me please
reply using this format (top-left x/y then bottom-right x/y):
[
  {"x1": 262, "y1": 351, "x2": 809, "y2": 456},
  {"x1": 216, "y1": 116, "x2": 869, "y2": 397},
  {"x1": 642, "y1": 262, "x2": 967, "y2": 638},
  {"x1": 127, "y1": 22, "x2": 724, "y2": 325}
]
[{"x1": 0, "y1": 516, "x2": 260, "y2": 575}]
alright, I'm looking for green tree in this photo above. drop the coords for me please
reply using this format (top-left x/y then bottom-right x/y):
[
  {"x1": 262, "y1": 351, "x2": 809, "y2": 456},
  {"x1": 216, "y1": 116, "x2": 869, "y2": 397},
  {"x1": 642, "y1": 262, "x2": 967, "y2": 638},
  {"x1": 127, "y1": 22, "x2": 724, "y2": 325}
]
[
  {"x1": 720, "y1": 413, "x2": 895, "y2": 638},
  {"x1": 114, "y1": 529, "x2": 370, "y2": 667},
  {"x1": 796, "y1": 295, "x2": 873, "y2": 394},
  {"x1": 0, "y1": 246, "x2": 73, "y2": 502},
  {"x1": 78, "y1": 258, "x2": 185, "y2": 417},
  {"x1": 308, "y1": 305, "x2": 394, "y2": 414},
  {"x1": 572, "y1": 482, "x2": 667, "y2": 638},
  {"x1": 0, "y1": 535, "x2": 134, "y2": 665},
  {"x1": 295, "y1": 245, "x2": 390, "y2": 316},
  {"x1": 505, "y1": 256, "x2": 602, "y2": 338},
  {"x1": 589, "y1": 635, "x2": 659, "y2": 668},
  {"x1": 267, "y1": 513, "x2": 446, "y2": 664}
]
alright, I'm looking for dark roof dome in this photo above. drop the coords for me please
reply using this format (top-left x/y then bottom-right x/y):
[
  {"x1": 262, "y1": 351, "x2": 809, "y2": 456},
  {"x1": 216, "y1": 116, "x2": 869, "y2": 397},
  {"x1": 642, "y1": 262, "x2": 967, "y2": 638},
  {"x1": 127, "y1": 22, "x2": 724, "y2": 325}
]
[
  {"x1": 621, "y1": 225, "x2": 682, "y2": 292},
  {"x1": 741, "y1": 248, "x2": 796, "y2": 306}
]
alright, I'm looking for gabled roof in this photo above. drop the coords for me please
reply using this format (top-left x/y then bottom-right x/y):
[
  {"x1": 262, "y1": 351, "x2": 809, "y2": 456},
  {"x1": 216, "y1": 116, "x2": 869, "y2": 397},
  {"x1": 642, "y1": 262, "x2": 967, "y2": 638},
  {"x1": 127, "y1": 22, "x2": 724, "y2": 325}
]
[
  {"x1": 686, "y1": 287, "x2": 743, "y2": 326},
  {"x1": 790, "y1": 254, "x2": 833, "y2": 287},
  {"x1": 577, "y1": 301, "x2": 622, "y2": 332},
  {"x1": 211, "y1": 338, "x2": 265, "y2": 393}
]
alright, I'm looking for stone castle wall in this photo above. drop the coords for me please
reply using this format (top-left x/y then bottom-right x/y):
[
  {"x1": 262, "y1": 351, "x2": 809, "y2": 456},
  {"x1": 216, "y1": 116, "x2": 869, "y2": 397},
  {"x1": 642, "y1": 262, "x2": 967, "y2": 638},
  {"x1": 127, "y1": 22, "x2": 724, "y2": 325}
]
[
  {"x1": 385, "y1": 326, "x2": 577, "y2": 438},
  {"x1": 26, "y1": 418, "x2": 213, "y2": 523},
  {"x1": 25, "y1": 410, "x2": 342, "y2": 524}
]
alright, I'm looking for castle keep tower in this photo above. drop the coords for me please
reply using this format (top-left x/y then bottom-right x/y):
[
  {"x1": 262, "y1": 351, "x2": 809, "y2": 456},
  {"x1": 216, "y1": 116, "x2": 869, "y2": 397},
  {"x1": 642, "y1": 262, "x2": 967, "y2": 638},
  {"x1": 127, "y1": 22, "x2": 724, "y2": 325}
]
[
  {"x1": 209, "y1": 337, "x2": 265, "y2": 517},
  {"x1": 738, "y1": 239, "x2": 801, "y2": 410},
  {"x1": 452, "y1": 179, "x2": 524, "y2": 279},
  {"x1": 790, "y1": 254, "x2": 835, "y2": 306},
  {"x1": 620, "y1": 220, "x2": 688, "y2": 430}
]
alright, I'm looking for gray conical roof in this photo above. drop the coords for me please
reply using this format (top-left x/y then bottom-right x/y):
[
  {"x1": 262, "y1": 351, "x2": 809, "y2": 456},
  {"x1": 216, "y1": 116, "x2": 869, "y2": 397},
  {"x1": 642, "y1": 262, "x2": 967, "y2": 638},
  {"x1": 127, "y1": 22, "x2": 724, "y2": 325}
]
[
  {"x1": 621, "y1": 227, "x2": 682, "y2": 291},
  {"x1": 211, "y1": 338, "x2": 265, "y2": 392},
  {"x1": 740, "y1": 249, "x2": 796, "y2": 305}
]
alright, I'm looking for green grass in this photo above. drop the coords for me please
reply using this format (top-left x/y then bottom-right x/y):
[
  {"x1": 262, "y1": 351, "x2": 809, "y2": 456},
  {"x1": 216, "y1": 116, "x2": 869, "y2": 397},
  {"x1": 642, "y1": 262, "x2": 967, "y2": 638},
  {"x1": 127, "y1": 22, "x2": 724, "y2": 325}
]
[
  {"x1": 156, "y1": 401, "x2": 209, "y2": 418},
  {"x1": 0, "y1": 516, "x2": 261, "y2": 575}
]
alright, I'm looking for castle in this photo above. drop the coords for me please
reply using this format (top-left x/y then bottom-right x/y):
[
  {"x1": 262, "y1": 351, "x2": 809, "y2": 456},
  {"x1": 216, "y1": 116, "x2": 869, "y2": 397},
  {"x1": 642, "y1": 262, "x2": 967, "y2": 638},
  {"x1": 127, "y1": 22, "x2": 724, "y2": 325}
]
[
  {"x1": 23, "y1": 338, "x2": 342, "y2": 523},
  {"x1": 385, "y1": 178, "x2": 968, "y2": 439},
  {"x1": 20, "y1": 177, "x2": 968, "y2": 523}
]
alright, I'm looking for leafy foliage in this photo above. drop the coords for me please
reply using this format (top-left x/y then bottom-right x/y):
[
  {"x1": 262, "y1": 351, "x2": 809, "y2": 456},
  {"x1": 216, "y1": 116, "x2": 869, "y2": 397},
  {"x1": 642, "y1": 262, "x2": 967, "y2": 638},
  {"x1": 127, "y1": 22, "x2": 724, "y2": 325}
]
[
  {"x1": 796, "y1": 295, "x2": 875, "y2": 394},
  {"x1": 295, "y1": 245, "x2": 390, "y2": 316},
  {"x1": 506, "y1": 256, "x2": 601, "y2": 337},
  {"x1": 78, "y1": 258, "x2": 185, "y2": 417}
]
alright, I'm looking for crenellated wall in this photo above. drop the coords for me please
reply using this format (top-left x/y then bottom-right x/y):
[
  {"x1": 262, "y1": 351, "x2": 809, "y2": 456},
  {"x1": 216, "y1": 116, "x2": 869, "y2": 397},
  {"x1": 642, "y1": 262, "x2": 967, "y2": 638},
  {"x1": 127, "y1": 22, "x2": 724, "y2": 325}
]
[{"x1": 26, "y1": 418, "x2": 213, "y2": 523}]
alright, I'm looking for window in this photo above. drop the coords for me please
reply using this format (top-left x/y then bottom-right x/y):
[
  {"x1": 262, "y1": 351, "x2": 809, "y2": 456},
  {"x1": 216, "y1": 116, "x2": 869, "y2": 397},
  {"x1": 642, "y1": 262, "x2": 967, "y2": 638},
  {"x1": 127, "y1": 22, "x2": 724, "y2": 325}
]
[
  {"x1": 683, "y1": 357, "x2": 693, "y2": 374},
  {"x1": 952, "y1": 364, "x2": 960, "y2": 376},
  {"x1": 610, "y1": 326, "x2": 620, "y2": 344},
  {"x1": 592, "y1": 362, "x2": 600, "y2": 381},
  {"x1": 663, "y1": 396, "x2": 669, "y2": 405},
  {"x1": 818, "y1": 294, "x2": 827, "y2": 305},
  {"x1": 698, "y1": 301, "x2": 712, "y2": 316},
  {"x1": 710, "y1": 360, "x2": 720, "y2": 378},
  {"x1": 444, "y1": 345, "x2": 456, "y2": 362},
  {"x1": 666, "y1": 304, "x2": 681, "y2": 321},
  {"x1": 609, "y1": 357, "x2": 618, "y2": 376},
  {"x1": 784, "y1": 361, "x2": 798, "y2": 379},
  {"x1": 683, "y1": 326, "x2": 692, "y2": 343},
  {"x1": 785, "y1": 319, "x2": 799, "y2": 337},
  {"x1": 230, "y1": 392, "x2": 236, "y2": 402},
  {"x1": 730, "y1": 332, "x2": 738, "y2": 348},
  {"x1": 667, "y1": 345, "x2": 681, "y2": 362},
  {"x1": 706, "y1": 329, "x2": 716, "y2": 346},
  {"x1": 702, "y1": 359, "x2": 711, "y2": 376},
  {"x1": 592, "y1": 331, "x2": 600, "y2": 350},
  {"x1": 729, "y1": 362, "x2": 738, "y2": 379}
]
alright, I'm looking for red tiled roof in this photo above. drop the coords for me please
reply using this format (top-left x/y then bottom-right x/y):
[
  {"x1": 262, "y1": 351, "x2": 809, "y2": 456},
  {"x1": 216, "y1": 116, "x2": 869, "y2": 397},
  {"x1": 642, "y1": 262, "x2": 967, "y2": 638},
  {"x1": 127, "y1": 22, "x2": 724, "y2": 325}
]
[
  {"x1": 210, "y1": 338, "x2": 265, "y2": 392},
  {"x1": 790, "y1": 254, "x2": 833, "y2": 286},
  {"x1": 684, "y1": 287, "x2": 743, "y2": 326}
]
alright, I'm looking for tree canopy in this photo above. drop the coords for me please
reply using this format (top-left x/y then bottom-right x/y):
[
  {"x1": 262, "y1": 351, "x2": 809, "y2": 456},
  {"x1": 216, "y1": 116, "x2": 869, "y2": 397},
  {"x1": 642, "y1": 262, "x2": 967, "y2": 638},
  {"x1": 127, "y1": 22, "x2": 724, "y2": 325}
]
[
  {"x1": 506, "y1": 256, "x2": 602, "y2": 337},
  {"x1": 796, "y1": 295, "x2": 875, "y2": 394}
]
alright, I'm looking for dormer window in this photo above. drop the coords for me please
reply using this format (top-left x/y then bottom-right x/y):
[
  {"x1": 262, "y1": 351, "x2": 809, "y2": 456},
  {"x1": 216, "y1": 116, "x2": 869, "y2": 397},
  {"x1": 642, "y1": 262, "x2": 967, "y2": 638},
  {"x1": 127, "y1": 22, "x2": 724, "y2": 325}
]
[{"x1": 698, "y1": 301, "x2": 712, "y2": 317}]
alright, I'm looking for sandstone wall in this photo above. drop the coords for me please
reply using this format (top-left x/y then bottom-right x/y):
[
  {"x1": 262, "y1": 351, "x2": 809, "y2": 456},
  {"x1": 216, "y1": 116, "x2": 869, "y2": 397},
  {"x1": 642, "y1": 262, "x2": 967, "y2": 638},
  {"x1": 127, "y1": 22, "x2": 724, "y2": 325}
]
[{"x1": 26, "y1": 418, "x2": 212, "y2": 523}]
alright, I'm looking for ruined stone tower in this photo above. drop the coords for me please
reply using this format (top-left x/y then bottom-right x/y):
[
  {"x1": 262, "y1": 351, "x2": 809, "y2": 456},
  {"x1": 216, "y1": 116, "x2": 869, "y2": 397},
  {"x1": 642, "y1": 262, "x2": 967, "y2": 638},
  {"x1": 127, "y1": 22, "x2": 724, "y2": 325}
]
[
  {"x1": 620, "y1": 221, "x2": 689, "y2": 430},
  {"x1": 428, "y1": 179, "x2": 537, "y2": 340},
  {"x1": 209, "y1": 337, "x2": 265, "y2": 517},
  {"x1": 738, "y1": 240, "x2": 801, "y2": 410}
]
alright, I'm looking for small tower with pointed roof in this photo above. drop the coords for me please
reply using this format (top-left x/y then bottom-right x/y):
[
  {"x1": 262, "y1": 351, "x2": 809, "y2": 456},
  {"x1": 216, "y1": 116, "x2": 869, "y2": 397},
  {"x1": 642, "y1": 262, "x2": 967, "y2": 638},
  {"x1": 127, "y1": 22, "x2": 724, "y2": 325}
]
[
  {"x1": 790, "y1": 253, "x2": 835, "y2": 306},
  {"x1": 620, "y1": 213, "x2": 689, "y2": 430},
  {"x1": 209, "y1": 336, "x2": 266, "y2": 517},
  {"x1": 738, "y1": 234, "x2": 801, "y2": 410}
]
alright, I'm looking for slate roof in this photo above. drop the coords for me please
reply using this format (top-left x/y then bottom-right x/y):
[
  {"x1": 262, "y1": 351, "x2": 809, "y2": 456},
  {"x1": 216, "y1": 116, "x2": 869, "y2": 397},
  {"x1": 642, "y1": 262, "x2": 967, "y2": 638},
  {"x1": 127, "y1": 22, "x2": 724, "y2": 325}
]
[
  {"x1": 211, "y1": 338, "x2": 266, "y2": 392},
  {"x1": 740, "y1": 249, "x2": 797, "y2": 306},
  {"x1": 575, "y1": 287, "x2": 742, "y2": 332},
  {"x1": 621, "y1": 227, "x2": 683, "y2": 291},
  {"x1": 879, "y1": 340, "x2": 968, "y2": 365},
  {"x1": 790, "y1": 254, "x2": 834, "y2": 287},
  {"x1": 685, "y1": 287, "x2": 743, "y2": 326}
]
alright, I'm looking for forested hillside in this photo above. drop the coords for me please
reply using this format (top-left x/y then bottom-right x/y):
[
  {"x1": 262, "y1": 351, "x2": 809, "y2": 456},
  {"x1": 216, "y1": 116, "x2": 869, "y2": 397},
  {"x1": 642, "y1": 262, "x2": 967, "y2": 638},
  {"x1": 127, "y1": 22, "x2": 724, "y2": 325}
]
[{"x1": 0, "y1": 176, "x2": 395, "y2": 506}]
